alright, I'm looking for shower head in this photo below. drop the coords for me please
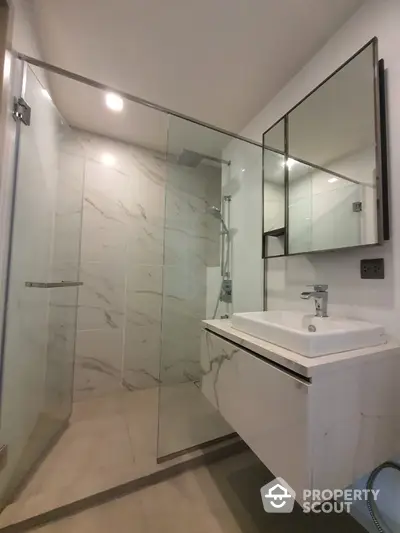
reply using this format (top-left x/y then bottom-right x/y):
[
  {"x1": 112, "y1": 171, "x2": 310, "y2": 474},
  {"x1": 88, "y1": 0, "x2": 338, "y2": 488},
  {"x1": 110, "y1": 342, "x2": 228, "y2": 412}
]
[
  {"x1": 177, "y1": 150, "x2": 204, "y2": 168},
  {"x1": 177, "y1": 149, "x2": 231, "y2": 168},
  {"x1": 206, "y1": 205, "x2": 229, "y2": 234}
]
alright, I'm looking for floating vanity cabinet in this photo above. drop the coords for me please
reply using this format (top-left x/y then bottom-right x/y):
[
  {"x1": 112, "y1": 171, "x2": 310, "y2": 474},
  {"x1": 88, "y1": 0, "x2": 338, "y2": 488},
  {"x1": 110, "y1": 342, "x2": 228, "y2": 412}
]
[{"x1": 200, "y1": 320, "x2": 400, "y2": 504}]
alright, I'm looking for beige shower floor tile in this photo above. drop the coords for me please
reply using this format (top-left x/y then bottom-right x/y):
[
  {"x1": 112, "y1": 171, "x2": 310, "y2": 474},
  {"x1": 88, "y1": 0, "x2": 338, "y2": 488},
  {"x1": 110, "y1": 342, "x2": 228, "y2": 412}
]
[
  {"x1": 0, "y1": 384, "x2": 233, "y2": 529},
  {"x1": 29, "y1": 451, "x2": 367, "y2": 533}
]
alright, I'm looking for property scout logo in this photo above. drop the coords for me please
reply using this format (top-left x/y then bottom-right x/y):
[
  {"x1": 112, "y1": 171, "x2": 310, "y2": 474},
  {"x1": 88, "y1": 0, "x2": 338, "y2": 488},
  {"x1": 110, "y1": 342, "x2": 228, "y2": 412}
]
[{"x1": 260, "y1": 478, "x2": 380, "y2": 514}]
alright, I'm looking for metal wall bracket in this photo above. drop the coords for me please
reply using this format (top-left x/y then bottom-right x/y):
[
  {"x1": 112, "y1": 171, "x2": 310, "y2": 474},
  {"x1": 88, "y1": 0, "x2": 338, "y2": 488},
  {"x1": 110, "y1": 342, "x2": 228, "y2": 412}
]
[{"x1": 12, "y1": 97, "x2": 31, "y2": 126}]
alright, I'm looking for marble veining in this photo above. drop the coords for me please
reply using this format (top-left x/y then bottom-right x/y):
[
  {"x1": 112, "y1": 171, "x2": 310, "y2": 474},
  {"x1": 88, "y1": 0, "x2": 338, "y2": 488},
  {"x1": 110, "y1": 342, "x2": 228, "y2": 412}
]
[
  {"x1": 69, "y1": 128, "x2": 221, "y2": 399},
  {"x1": 201, "y1": 326, "x2": 400, "y2": 503},
  {"x1": 203, "y1": 319, "x2": 400, "y2": 377}
]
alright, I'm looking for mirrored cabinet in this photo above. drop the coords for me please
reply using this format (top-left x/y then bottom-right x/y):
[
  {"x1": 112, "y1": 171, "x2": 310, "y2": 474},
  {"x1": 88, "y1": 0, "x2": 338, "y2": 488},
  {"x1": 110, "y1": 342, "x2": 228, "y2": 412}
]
[{"x1": 262, "y1": 38, "x2": 389, "y2": 258}]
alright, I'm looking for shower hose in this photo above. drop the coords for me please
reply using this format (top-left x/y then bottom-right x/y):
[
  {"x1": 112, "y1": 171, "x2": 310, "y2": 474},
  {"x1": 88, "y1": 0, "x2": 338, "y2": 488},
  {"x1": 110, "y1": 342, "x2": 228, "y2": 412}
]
[{"x1": 366, "y1": 461, "x2": 400, "y2": 532}]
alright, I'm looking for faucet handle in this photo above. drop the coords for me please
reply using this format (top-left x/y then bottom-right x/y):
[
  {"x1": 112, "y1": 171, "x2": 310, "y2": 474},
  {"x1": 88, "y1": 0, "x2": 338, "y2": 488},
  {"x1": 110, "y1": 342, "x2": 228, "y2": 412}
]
[{"x1": 307, "y1": 284, "x2": 328, "y2": 292}]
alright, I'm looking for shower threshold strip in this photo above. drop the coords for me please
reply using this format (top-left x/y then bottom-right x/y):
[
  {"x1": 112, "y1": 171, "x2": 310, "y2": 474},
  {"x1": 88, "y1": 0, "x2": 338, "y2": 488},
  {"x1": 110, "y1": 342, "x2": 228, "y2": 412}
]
[{"x1": 0, "y1": 435, "x2": 245, "y2": 533}]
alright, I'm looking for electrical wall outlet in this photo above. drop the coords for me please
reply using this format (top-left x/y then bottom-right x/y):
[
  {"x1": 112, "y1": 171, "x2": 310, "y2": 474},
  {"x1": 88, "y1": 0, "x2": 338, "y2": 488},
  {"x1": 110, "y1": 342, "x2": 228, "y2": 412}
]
[{"x1": 360, "y1": 258, "x2": 384, "y2": 279}]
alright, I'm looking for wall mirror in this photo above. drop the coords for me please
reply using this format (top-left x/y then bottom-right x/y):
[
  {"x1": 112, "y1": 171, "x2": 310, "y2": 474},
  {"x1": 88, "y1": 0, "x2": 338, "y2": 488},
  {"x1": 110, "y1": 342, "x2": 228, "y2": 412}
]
[
  {"x1": 262, "y1": 38, "x2": 389, "y2": 258},
  {"x1": 262, "y1": 119, "x2": 286, "y2": 258}
]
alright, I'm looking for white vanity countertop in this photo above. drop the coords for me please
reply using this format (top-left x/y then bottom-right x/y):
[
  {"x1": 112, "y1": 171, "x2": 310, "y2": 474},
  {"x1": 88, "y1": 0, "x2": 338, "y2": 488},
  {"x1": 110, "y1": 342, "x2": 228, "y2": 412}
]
[{"x1": 203, "y1": 319, "x2": 400, "y2": 378}]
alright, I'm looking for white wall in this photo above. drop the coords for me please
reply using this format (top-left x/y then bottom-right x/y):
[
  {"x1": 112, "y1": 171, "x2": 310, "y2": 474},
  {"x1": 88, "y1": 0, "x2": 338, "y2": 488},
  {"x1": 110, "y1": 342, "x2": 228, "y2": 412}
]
[
  {"x1": 222, "y1": 139, "x2": 264, "y2": 313},
  {"x1": 240, "y1": 0, "x2": 400, "y2": 337},
  {"x1": 239, "y1": 2, "x2": 400, "y2": 530}
]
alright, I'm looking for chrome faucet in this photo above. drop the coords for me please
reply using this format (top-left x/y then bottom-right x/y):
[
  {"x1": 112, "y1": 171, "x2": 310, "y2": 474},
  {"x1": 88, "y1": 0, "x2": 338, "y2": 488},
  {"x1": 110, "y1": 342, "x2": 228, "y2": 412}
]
[{"x1": 300, "y1": 284, "x2": 329, "y2": 318}]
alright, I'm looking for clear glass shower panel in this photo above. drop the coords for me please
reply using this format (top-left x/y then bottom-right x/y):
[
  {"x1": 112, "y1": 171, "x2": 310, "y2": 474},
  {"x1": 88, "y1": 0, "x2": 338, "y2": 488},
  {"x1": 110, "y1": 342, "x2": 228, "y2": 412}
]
[
  {"x1": 157, "y1": 116, "x2": 241, "y2": 459},
  {"x1": 0, "y1": 64, "x2": 84, "y2": 507}
]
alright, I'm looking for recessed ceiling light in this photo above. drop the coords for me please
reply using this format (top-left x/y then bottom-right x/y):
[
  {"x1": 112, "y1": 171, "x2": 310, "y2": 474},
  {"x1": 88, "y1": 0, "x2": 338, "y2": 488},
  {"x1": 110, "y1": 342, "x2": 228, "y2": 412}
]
[
  {"x1": 105, "y1": 92, "x2": 123, "y2": 112},
  {"x1": 101, "y1": 152, "x2": 116, "y2": 167},
  {"x1": 41, "y1": 88, "x2": 52, "y2": 100},
  {"x1": 282, "y1": 158, "x2": 296, "y2": 170},
  {"x1": 328, "y1": 177, "x2": 338, "y2": 183}
]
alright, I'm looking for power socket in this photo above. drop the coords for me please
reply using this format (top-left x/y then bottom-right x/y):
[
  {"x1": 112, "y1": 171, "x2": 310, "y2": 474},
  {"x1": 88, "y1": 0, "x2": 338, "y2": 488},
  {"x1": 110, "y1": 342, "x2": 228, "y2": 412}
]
[{"x1": 360, "y1": 258, "x2": 384, "y2": 279}]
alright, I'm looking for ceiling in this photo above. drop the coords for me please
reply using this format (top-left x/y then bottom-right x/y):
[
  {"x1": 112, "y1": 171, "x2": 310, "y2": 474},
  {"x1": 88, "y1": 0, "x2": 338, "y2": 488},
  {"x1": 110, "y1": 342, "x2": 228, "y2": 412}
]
[{"x1": 29, "y1": 0, "x2": 365, "y2": 149}]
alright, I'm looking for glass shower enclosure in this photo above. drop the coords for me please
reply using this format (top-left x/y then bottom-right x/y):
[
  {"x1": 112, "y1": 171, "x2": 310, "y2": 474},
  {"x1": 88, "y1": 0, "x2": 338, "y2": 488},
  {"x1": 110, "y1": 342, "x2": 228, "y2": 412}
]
[
  {"x1": 158, "y1": 116, "x2": 234, "y2": 459},
  {"x1": 157, "y1": 115, "x2": 264, "y2": 459},
  {"x1": 0, "y1": 62, "x2": 84, "y2": 507},
  {"x1": 0, "y1": 53, "x2": 263, "y2": 508}
]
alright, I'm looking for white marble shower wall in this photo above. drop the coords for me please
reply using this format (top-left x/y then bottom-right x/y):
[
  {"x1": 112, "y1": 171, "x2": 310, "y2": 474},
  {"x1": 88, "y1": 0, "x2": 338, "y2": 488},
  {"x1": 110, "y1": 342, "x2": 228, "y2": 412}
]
[
  {"x1": 45, "y1": 127, "x2": 85, "y2": 419},
  {"x1": 67, "y1": 128, "x2": 165, "y2": 399},
  {"x1": 71, "y1": 128, "x2": 221, "y2": 399},
  {"x1": 160, "y1": 164, "x2": 221, "y2": 385}
]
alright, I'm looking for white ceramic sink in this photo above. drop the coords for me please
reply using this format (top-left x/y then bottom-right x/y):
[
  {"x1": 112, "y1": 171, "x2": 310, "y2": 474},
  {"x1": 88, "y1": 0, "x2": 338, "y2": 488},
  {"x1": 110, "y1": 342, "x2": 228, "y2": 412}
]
[{"x1": 231, "y1": 311, "x2": 386, "y2": 357}]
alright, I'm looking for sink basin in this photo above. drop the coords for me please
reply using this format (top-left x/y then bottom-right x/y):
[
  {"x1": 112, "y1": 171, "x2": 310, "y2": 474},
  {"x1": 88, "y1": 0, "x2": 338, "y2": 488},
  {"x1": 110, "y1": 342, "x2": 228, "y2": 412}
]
[{"x1": 231, "y1": 311, "x2": 386, "y2": 357}]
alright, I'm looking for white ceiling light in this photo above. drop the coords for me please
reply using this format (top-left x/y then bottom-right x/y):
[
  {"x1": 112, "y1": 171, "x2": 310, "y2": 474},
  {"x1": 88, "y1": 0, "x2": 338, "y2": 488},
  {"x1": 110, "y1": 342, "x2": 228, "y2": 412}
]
[
  {"x1": 105, "y1": 92, "x2": 124, "y2": 112},
  {"x1": 101, "y1": 152, "x2": 116, "y2": 167},
  {"x1": 282, "y1": 158, "x2": 296, "y2": 170},
  {"x1": 328, "y1": 177, "x2": 338, "y2": 183}
]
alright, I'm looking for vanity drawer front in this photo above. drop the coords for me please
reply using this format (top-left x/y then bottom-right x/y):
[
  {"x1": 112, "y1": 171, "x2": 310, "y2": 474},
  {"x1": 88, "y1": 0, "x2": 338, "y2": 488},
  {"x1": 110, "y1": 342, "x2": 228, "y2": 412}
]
[{"x1": 201, "y1": 329, "x2": 311, "y2": 497}]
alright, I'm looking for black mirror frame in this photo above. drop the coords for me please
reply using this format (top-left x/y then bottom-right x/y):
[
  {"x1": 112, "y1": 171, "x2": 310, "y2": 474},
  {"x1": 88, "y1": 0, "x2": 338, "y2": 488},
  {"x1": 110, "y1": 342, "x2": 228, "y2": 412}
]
[{"x1": 262, "y1": 37, "x2": 389, "y2": 259}]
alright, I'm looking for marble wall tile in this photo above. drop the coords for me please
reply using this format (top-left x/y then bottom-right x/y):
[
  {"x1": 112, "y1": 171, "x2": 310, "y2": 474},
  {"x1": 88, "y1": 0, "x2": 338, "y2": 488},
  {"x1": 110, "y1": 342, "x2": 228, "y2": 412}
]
[
  {"x1": 123, "y1": 264, "x2": 163, "y2": 389},
  {"x1": 80, "y1": 202, "x2": 128, "y2": 265},
  {"x1": 127, "y1": 218, "x2": 164, "y2": 267},
  {"x1": 44, "y1": 135, "x2": 85, "y2": 427},
  {"x1": 55, "y1": 151, "x2": 86, "y2": 217},
  {"x1": 123, "y1": 326, "x2": 161, "y2": 389},
  {"x1": 160, "y1": 335, "x2": 202, "y2": 384},
  {"x1": 135, "y1": 170, "x2": 165, "y2": 222},
  {"x1": 74, "y1": 329, "x2": 123, "y2": 401},
  {"x1": 78, "y1": 262, "x2": 126, "y2": 331},
  {"x1": 73, "y1": 129, "x2": 168, "y2": 400},
  {"x1": 70, "y1": 127, "x2": 222, "y2": 400},
  {"x1": 126, "y1": 265, "x2": 162, "y2": 328},
  {"x1": 80, "y1": 160, "x2": 131, "y2": 265},
  {"x1": 84, "y1": 160, "x2": 131, "y2": 219},
  {"x1": 51, "y1": 212, "x2": 83, "y2": 268},
  {"x1": 45, "y1": 300, "x2": 77, "y2": 420}
]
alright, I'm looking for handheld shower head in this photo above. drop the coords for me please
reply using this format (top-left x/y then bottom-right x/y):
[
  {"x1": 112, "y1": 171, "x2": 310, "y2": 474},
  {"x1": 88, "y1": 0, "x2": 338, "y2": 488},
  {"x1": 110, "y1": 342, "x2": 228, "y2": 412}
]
[
  {"x1": 206, "y1": 205, "x2": 229, "y2": 235},
  {"x1": 206, "y1": 206, "x2": 222, "y2": 218}
]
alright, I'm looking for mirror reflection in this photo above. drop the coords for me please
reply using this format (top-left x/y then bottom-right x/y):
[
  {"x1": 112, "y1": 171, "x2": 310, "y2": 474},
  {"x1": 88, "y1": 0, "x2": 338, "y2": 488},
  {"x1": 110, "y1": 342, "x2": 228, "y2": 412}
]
[
  {"x1": 288, "y1": 162, "x2": 365, "y2": 254},
  {"x1": 263, "y1": 149, "x2": 285, "y2": 257},
  {"x1": 262, "y1": 40, "x2": 386, "y2": 257},
  {"x1": 287, "y1": 42, "x2": 377, "y2": 254}
]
